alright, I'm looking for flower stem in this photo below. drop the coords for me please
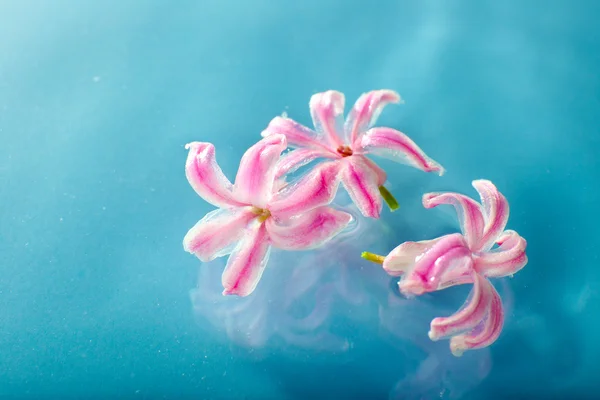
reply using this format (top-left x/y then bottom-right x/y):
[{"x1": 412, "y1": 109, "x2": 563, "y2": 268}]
[
  {"x1": 361, "y1": 251, "x2": 385, "y2": 264},
  {"x1": 378, "y1": 186, "x2": 399, "y2": 211}
]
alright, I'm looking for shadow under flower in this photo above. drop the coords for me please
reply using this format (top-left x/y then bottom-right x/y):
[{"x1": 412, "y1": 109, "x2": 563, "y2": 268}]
[{"x1": 188, "y1": 200, "x2": 396, "y2": 356}]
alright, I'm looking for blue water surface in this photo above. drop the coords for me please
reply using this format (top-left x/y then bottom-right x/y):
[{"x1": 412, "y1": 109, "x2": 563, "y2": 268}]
[{"x1": 1, "y1": 1, "x2": 599, "y2": 399}]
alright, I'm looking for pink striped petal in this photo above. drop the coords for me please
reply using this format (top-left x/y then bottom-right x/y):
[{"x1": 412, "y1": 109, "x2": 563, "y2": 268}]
[
  {"x1": 309, "y1": 90, "x2": 345, "y2": 149},
  {"x1": 268, "y1": 162, "x2": 341, "y2": 219},
  {"x1": 340, "y1": 157, "x2": 383, "y2": 219},
  {"x1": 266, "y1": 206, "x2": 352, "y2": 250},
  {"x1": 361, "y1": 156, "x2": 387, "y2": 186},
  {"x1": 474, "y1": 230, "x2": 528, "y2": 278},
  {"x1": 184, "y1": 142, "x2": 242, "y2": 208},
  {"x1": 222, "y1": 223, "x2": 271, "y2": 297},
  {"x1": 183, "y1": 207, "x2": 256, "y2": 262},
  {"x1": 356, "y1": 127, "x2": 445, "y2": 176},
  {"x1": 449, "y1": 280, "x2": 504, "y2": 356},
  {"x1": 383, "y1": 238, "x2": 443, "y2": 277},
  {"x1": 422, "y1": 191, "x2": 485, "y2": 251},
  {"x1": 428, "y1": 273, "x2": 493, "y2": 343},
  {"x1": 261, "y1": 116, "x2": 337, "y2": 155},
  {"x1": 390, "y1": 234, "x2": 474, "y2": 296},
  {"x1": 274, "y1": 148, "x2": 331, "y2": 179},
  {"x1": 344, "y1": 89, "x2": 401, "y2": 144},
  {"x1": 472, "y1": 180, "x2": 510, "y2": 252},
  {"x1": 233, "y1": 134, "x2": 287, "y2": 208}
]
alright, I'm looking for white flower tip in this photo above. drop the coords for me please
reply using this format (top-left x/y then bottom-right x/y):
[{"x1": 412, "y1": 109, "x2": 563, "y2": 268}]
[
  {"x1": 451, "y1": 348, "x2": 465, "y2": 357},
  {"x1": 427, "y1": 329, "x2": 438, "y2": 341},
  {"x1": 185, "y1": 141, "x2": 212, "y2": 153},
  {"x1": 450, "y1": 343, "x2": 466, "y2": 357}
]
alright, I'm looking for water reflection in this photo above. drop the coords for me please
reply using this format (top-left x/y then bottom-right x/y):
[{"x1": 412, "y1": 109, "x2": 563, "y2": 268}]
[{"x1": 190, "y1": 204, "x2": 516, "y2": 398}]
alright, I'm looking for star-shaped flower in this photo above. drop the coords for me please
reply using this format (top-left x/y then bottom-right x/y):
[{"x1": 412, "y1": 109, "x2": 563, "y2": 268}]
[
  {"x1": 362, "y1": 180, "x2": 528, "y2": 355},
  {"x1": 183, "y1": 134, "x2": 352, "y2": 297},
  {"x1": 261, "y1": 90, "x2": 444, "y2": 219}
]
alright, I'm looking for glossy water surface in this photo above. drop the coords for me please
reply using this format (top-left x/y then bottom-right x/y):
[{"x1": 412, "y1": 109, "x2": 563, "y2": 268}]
[{"x1": 1, "y1": 1, "x2": 599, "y2": 399}]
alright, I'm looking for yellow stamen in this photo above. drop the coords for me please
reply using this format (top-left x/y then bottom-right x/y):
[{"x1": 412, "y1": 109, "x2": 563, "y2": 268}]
[
  {"x1": 251, "y1": 207, "x2": 271, "y2": 223},
  {"x1": 361, "y1": 251, "x2": 385, "y2": 264}
]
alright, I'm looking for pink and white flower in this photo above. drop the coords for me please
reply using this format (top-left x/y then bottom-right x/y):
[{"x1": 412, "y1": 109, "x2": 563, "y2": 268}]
[
  {"x1": 261, "y1": 90, "x2": 444, "y2": 219},
  {"x1": 183, "y1": 134, "x2": 352, "y2": 297},
  {"x1": 363, "y1": 180, "x2": 528, "y2": 355}
]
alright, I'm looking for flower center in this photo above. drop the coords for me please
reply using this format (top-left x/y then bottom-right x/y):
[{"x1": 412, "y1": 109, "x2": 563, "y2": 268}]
[
  {"x1": 251, "y1": 206, "x2": 271, "y2": 223},
  {"x1": 336, "y1": 145, "x2": 353, "y2": 157}
]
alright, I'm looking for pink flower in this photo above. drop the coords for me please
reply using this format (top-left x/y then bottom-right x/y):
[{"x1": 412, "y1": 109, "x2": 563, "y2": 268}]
[
  {"x1": 261, "y1": 90, "x2": 444, "y2": 219},
  {"x1": 183, "y1": 134, "x2": 352, "y2": 297},
  {"x1": 362, "y1": 180, "x2": 528, "y2": 356}
]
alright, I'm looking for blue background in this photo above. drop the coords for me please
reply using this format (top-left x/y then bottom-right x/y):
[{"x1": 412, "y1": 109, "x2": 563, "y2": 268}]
[{"x1": 1, "y1": 0, "x2": 598, "y2": 399}]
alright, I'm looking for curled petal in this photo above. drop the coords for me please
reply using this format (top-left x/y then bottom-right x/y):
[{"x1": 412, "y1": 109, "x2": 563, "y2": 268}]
[
  {"x1": 266, "y1": 206, "x2": 352, "y2": 250},
  {"x1": 274, "y1": 148, "x2": 331, "y2": 179},
  {"x1": 268, "y1": 162, "x2": 341, "y2": 219},
  {"x1": 357, "y1": 127, "x2": 445, "y2": 176},
  {"x1": 344, "y1": 89, "x2": 401, "y2": 144},
  {"x1": 340, "y1": 157, "x2": 383, "y2": 219},
  {"x1": 428, "y1": 273, "x2": 493, "y2": 343},
  {"x1": 449, "y1": 280, "x2": 504, "y2": 356},
  {"x1": 474, "y1": 230, "x2": 528, "y2": 278},
  {"x1": 472, "y1": 180, "x2": 510, "y2": 252},
  {"x1": 233, "y1": 134, "x2": 287, "y2": 208},
  {"x1": 261, "y1": 116, "x2": 337, "y2": 155},
  {"x1": 309, "y1": 90, "x2": 345, "y2": 148},
  {"x1": 185, "y1": 142, "x2": 242, "y2": 208},
  {"x1": 222, "y1": 223, "x2": 271, "y2": 297},
  {"x1": 423, "y1": 191, "x2": 485, "y2": 251},
  {"x1": 183, "y1": 207, "x2": 256, "y2": 262},
  {"x1": 391, "y1": 234, "x2": 474, "y2": 296}
]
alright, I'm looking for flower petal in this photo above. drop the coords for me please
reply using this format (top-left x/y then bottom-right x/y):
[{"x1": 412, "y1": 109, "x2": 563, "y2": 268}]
[
  {"x1": 221, "y1": 222, "x2": 271, "y2": 297},
  {"x1": 268, "y1": 161, "x2": 341, "y2": 219},
  {"x1": 344, "y1": 89, "x2": 401, "y2": 144},
  {"x1": 185, "y1": 142, "x2": 242, "y2": 208},
  {"x1": 274, "y1": 148, "x2": 330, "y2": 179},
  {"x1": 449, "y1": 280, "x2": 504, "y2": 356},
  {"x1": 183, "y1": 207, "x2": 256, "y2": 262},
  {"x1": 422, "y1": 191, "x2": 486, "y2": 251},
  {"x1": 357, "y1": 127, "x2": 445, "y2": 176},
  {"x1": 474, "y1": 230, "x2": 528, "y2": 278},
  {"x1": 361, "y1": 156, "x2": 387, "y2": 186},
  {"x1": 340, "y1": 157, "x2": 383, "y2": 219},
  {"x1": 428, "y1": 273, "x2": 493, "y2": 343},
  {"x1": 382, "y1": 238, "x2": 442, "y2": 277},
  {"x1": 309, "y1": 90, "x2": 345, "y2": 149},
  {"x1": 266, "y1": 206, "x2": 352, "y2": 250},
  {"x1": 262, "y1": 116, "x2": 337, "y2": 155},
  {"x1": 472, "y1": 180, "x2": 510, "y2": 252},
  {"x1": 233, "y1": 134, "x2": 287, "y2": 208},
  {"x1": 391, "y1": 233, "x2": 474, "y2": 296}
]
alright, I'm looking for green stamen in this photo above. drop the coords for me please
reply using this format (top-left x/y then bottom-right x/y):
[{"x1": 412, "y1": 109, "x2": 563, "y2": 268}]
[
  {"x1": 361, "y1": 251, "x2": 385, "y2": 264},
  {"x1": 379, "y1": 185, "x2": 399, "y2": 211}
]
